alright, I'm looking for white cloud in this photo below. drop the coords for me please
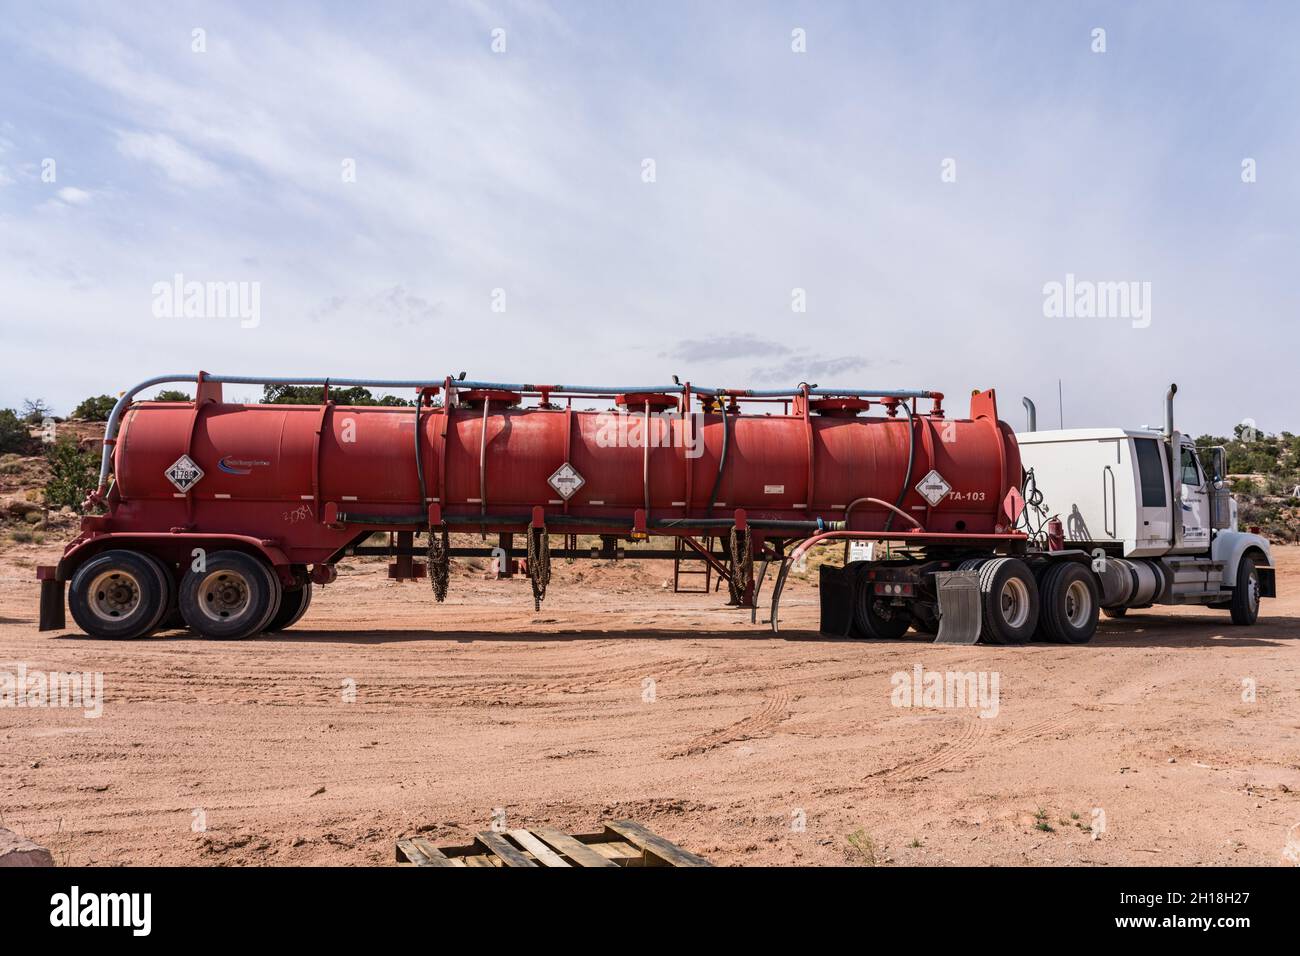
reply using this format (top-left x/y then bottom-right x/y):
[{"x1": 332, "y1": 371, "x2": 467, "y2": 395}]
[
  {"x1": 55, "y1": 186, "x2": 91, "y2": 204},
  {"x1": 115, "y1": 130, "x2": 225, "y2": 188}
]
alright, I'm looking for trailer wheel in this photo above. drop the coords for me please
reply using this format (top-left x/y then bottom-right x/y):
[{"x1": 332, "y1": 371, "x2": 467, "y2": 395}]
[
  {"x1": 1036, "y1": 562, "x2": 1098, "y2": 644},
  {"x1": 851, "y1": 567, "x2": 912, "y2": 640},
  {"x1": 1101, "y1": 606, "x2": 1128, "y2": 619},
  {"x1": 180, "y1": 551, "x2": 282, "y2": 640},
  {"x1": 1229, "y1": 554, "x2": 1261, "y2": 626},
  {"x1": 266, "y1": 581, "x2": 313, "y2": 632},
  {"x1": 68, "y1": 550, "x2": 170, "y2": 639},
  {"x1": 140, "y1": 553, "x2": 183, "y2": 631},
  {"x1": 972, "y1": 558, "x2": 1039, "y2": 645}
]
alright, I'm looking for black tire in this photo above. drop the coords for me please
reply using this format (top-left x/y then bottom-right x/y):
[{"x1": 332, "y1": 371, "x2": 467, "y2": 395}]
[
  {"x1": 1101, "y1": 606, "x2": 1128, "y2": 619},
  {"x1": 266, "y1": 581, "x2": 313, "y2": 632},
  {"x1": 180, "y1": 550, "x2": 282, "y2": 640},
  {"x1": 139, "y1": 552, "x2": 184, "y2": 631},
  {"x1": 851, "y1": 567, "x2": 912, "y2": 640},
  {"x1": 1036, "y1": 562, "x2": 1098, "y2": 644},
  {"x1": 911, "y1": 602, "x2": 940, "y2": 635},
  {"x1": 68, "y1": 550, "x2": 169, "y2": 639},
  {"x1": 1229, "y1": 554, "x2": 1261, "y2": 625},
  {"x1": 969, "y1": 557, "x2": 1039, "y2": 645}
]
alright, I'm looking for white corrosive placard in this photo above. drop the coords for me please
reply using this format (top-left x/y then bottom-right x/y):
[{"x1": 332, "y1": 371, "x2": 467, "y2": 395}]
[
  {"x1": 915, "y1": 469, "x2": 952, "y2": 507},
  {"x1": 165, "y1": 455, "x2": 205, "y2": 493},
  {"x1": 548, "y1": 462, "x2": 585, "y2": 500}
]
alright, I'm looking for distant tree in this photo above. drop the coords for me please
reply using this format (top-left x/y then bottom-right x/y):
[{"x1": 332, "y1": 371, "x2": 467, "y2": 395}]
[
  {"x1": 21, "y1": 398, "x2": 51, "y2": 424},
  {"x1": 260, "y1": 384, "x2": 413, "y2": 406},
  {"x1": 71, "y1": 394, "x2": 117, "y2": 421},
  {"x1": 43, "y1": 436, "x2": 98, "y2": 513},
  {"x1": 0, "y1": 408, "x2": 33, "y2": 454},
  {"x1": 153, "y1": 389, "x2": 192, "y2": 402}
]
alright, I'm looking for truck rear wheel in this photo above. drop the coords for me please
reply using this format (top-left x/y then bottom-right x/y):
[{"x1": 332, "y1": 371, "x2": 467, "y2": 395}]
[
  {"x1": 911, "y1": 602, "x2": 940, "y2": 635},
  {"x1": 1036, "y1": 562, "x2": 1098, "y2": 644},
  {"x1": 68, "y1": 550, "x2": 170, "y2": 639},
  {"x1": 1229, "y1": 555, "x2": 1261, "y2": 625},
  {"x1": 852, "y1": 567, "x2": 911, "y2": 640},
  {"x1": 266, "y1": 581, "x2": 313, "y2": 632},
  {"x1": 967, "y1": 557, "x2": 1039, "y2": 645},
  {"x1": 180, "y1": 551, "x2": 282, "y2": 640}
]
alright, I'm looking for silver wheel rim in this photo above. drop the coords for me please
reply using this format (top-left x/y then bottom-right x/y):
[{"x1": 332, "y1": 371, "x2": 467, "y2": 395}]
[
  {"x1": 1248, "y1": 570, "x2": 1259, "y2": 613},
  {"x1": 1064, "y1": 579, "x2": 1092, "y2": 628},
  {"x1": 197, "y1": 569, "x2": 253, "y2": 622},
  {"x1": 999, "y1": 577, "x2": 1031, "y2": 629},
  {"x1": 88, "y1": 569, "x2": 142, "y2": 621}
]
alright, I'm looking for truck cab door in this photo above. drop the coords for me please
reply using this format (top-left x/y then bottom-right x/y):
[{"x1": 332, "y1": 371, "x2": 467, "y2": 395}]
[
  {"x1": 1132, "y1": 436, "x2": 1172, "y2": 551},
  {"x1": 1178, "y1": 441, "x2": 1210, "y2": 550}
]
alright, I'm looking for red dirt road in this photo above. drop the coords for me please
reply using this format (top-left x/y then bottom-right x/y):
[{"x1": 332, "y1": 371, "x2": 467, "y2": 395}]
[{"x1": 1, "y1": 546, "x2": 1297, "y2": 867}]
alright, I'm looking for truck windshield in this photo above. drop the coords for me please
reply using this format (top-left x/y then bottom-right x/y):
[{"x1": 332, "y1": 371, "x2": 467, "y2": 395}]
[{"x1": 1134, "y1": 438, "x2": 1167, "y2": 507}]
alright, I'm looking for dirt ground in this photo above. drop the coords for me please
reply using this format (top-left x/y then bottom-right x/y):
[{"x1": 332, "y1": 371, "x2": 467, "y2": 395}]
[{"x1": 1, "y1": 541, "x2": 1297, "y2": 867}]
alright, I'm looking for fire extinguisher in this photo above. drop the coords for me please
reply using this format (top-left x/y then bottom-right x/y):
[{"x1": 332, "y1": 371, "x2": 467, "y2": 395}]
[{"x1": 1046, "y1": 517, "x2": 1065, "y2": 552}]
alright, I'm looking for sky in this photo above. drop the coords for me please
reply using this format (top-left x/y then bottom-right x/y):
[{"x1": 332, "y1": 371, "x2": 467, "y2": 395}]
[{"x1": 0, "y1": 0, "x2": 1296, "y2": 436}]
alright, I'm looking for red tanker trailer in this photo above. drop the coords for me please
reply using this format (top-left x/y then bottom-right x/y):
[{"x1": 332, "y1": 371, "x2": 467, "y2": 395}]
[{"x1": 36, "y1": 372, "x2": 1089, "y2": 644}]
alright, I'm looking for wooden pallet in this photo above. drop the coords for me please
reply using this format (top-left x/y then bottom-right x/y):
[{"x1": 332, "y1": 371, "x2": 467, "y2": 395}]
[{"x1": 396, "y1": 819, "x2": 711, "y2": 868}]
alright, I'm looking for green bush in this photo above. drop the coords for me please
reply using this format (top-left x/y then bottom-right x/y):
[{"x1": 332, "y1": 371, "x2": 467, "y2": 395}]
[
  {"x1": 153, "y1": 389, "x2": 192, "y2": 402},
  {"x1": 260, "y1": 384, "x2": 413, "y2": 406},
  {"x1": 43, "y1": 437, "x2": 98, "y2": 513},
  {"x1": 71, "y1": 394, "x2": 117, "y2": 421},
  {"x1": 0, "y1": 409, "x2": 33, "y2": 454}
]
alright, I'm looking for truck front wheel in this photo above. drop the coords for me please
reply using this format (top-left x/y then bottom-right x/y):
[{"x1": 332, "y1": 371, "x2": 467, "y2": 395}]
[{"x1": 1229, "y1": 555, "x2": 1261, "y2": 626}]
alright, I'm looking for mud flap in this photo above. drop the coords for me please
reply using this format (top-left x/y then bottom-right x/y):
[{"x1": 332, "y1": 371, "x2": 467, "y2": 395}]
[
  {"x1": 1258, "y1": 566, "x2": 1276, "y2": 599},
  {"x1": 39, "y1": 578, "x2": 66, "y2": 631},
  {"x1": 933, "y1": 569, "x2": 981, "y2": 644},
  {"x1": 818, "y1": 563, "x2": 854, "y2": 637}
]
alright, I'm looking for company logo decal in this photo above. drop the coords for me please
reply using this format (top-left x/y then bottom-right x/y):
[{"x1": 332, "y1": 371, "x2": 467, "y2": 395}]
[{"x1": 218, "y1": 456, "x2": 271, "y2": 476}]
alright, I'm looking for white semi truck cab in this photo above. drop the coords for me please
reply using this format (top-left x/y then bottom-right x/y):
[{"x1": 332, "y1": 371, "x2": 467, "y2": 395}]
[
  {"x1": 813, "y1": 384, "x2": 1276, "y2": 647},
  {"x1": 1016, "y1": 385, "x2": 1276, "y2": 624}
]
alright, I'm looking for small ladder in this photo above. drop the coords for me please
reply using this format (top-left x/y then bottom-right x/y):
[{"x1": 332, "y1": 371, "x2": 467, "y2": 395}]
[{"x1": 672, "y1": 535, "x2": 714, "y2": 594}]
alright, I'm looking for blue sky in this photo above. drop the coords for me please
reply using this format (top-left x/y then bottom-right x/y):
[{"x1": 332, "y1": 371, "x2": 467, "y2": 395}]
[{"x1": 0, "y1": 1, "x2": 1296, "y2": 434}]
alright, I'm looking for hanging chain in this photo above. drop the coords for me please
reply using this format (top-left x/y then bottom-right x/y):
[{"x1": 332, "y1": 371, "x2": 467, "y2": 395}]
[
  {"x1": 527, "y1": 526, "x2": 552, "y2": 611},
  {"x1": 428, "y1": 524, "x2": 450, "y2": 602},
  {"x1": 727, "y1": 526, "x2": 753, "y2": 605}
]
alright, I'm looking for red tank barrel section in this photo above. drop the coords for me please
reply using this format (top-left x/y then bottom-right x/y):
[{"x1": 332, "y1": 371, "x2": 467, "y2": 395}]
[{"x1": 87, "y1": 379, "x2": 1022, "y2": 569}]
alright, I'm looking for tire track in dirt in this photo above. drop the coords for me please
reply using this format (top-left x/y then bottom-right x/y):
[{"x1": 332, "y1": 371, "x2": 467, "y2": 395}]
[
  {"x1": 880, "y1": 716, "x2": 989, "y2": 780},
  {"x1": 668, "y1": 690, "x2": 793, "y2": 758},
  {"x1": 877, "y1": 708, "x2": 1081, "y2": 781}
]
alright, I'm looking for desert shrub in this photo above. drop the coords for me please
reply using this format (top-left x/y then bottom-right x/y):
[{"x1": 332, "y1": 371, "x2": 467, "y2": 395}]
[
  {"x1": 43, "y1": 437, "x2": 98, "y2": 513},
  {"x1": 0, "y1": 409, "x2": 33, "y2": 454},
  {"x1": 261, "y1": 384, "x2": 414, "y2": 406},
  {"x1": 71, "y1": 394, "x2": 117, "y2": 421}
]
